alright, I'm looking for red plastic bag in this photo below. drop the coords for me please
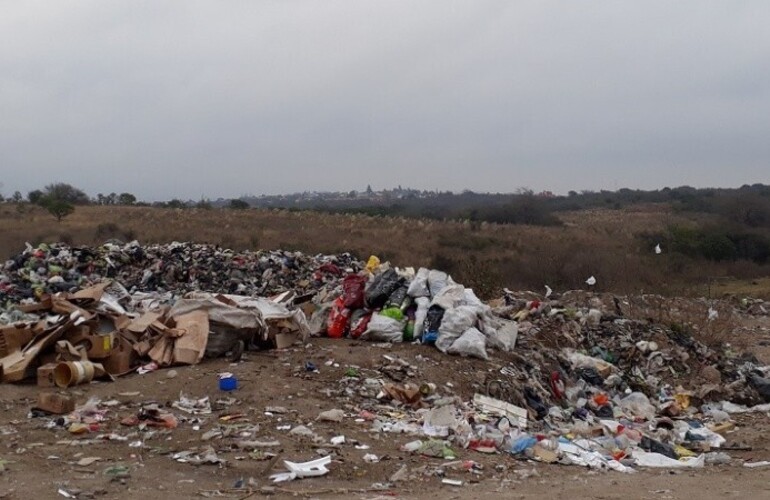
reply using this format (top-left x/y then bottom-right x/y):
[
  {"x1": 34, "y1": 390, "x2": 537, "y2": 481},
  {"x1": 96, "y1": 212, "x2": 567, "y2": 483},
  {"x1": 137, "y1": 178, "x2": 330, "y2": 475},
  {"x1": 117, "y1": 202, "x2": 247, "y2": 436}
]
[
  {"x1": 327, "y1": 297, "x2": 351, "y2": 338},
  {"x1": 349, "y1": 310, "x2": 373, "y2": 339},
  {"x1": 342, "y1": 274, "x2": 367, "y2": 309}
]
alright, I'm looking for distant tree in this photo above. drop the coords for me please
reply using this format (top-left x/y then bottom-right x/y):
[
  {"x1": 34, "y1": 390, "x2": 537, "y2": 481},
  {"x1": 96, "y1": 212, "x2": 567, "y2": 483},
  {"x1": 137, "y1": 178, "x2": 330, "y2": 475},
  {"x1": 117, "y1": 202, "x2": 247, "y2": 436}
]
[
  {"x1": 41, "y1": 196, "x2": 75, "y2": 221},
  {"x1": 43, "y1": 183, "x2": 90, "y2": 205},
  {"x1": 366, "y1": 184, "x2": 373, "y2": 194},
  {"x1": 118, "y1": 192, "x2": 137, "y2": 205},
  {"x1": 196, "y1": 198, "x2": 212, "y2": 210},
  {"x1": 229, "y1": 199, "x2": 249, "y2": 209},
  {"x1": 12, "y1": 191, "x2": 23, "y2": 203},
  {"x1": 28, "y1": 189, "x2": 44, "y2": 204},
  {"x1": 166, "y1": 199, "x2": 186, "y2": 209}
]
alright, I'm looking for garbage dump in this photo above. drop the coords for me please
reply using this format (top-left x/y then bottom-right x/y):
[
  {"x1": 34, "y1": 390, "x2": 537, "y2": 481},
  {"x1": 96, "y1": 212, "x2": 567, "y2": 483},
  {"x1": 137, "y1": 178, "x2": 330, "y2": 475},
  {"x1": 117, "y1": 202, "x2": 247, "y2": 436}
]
[{"x1": 2, "y1": 240, "x2": 770, "y2": 491}]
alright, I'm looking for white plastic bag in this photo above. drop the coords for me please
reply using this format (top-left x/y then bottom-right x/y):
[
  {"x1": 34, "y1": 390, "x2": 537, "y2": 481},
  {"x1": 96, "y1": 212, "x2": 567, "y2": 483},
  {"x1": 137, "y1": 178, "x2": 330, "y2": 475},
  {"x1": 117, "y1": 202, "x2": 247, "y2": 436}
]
[
  {"x1": 413, "y1": 297, "x2": 430, "y2": 339},
  {"x1": 619, "y1": 392, "x2": 656, "y2": 421},
  {"x1": 447, "y1": 327, "x2": 488, "y2": 360},
  {"x1": 431, "y1": 284, "x2": 466, "y2": 310},
  {"x1": 360, "y1": 314, "x2": 404, "y2": 343},
  {"x1": 427, "y1": 270, "x2": 449, "y2": 298},
  {"x1": 407, "y1": 268, "x2": 430, "y2": 298},
  {"x1": 436, "y1": 306, "x2": 479, "y2": 352},
  {"x1": 481, "y1": 315, "x2": 518, "y2": 352}
]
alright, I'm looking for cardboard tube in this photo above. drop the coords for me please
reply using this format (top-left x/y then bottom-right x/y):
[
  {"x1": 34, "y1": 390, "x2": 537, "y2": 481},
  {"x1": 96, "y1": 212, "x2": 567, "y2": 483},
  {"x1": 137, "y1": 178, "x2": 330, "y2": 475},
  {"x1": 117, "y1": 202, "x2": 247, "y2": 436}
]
[{"x1": 53, "y1": 361, "x2": 96, "y2": 388}]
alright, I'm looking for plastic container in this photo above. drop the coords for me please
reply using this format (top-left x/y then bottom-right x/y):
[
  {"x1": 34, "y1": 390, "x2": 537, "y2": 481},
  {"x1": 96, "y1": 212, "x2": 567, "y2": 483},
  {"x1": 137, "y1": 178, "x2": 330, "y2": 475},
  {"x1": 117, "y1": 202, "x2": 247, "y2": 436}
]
[{"x1": 219, "y1": 373, "x2": 238, "y2": 391}]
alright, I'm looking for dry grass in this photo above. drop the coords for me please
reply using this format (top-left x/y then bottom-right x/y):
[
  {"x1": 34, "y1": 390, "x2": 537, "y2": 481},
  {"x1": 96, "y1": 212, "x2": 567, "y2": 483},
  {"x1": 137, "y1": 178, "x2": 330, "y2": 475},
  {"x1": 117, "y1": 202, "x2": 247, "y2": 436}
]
[{"x1": 1, "y1": 203, "x2": 767, "y2": 300}]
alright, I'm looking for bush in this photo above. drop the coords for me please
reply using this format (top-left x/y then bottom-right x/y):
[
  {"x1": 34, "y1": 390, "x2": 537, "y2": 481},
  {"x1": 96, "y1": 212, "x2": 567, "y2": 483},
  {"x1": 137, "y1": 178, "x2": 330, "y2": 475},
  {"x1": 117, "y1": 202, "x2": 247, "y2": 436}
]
[
  {"x1": 699, "y1": 233, "x2": 736, "y2": 261},
  {"x1": 229, "y1": 199, "x2": 250, "y2": 210}
]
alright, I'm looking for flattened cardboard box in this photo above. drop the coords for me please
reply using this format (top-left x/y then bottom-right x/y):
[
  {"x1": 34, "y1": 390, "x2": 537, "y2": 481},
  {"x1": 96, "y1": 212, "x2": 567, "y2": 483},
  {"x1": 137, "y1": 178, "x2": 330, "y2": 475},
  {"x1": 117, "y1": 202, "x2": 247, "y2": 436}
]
[
  {"x1": 172, "y1": 310, "x2": 209, "y2": 365},
  {"x1": 0, "y1": 324, "x2": 35, "y2": 357}
]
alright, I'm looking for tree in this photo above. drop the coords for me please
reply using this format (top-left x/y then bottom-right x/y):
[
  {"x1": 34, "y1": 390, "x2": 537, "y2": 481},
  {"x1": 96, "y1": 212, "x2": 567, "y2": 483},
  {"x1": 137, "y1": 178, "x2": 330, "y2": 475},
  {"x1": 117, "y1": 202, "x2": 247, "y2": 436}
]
[
  {"x1": 229, "y1": 199, "x2": 249, "y2": 209},
  {"x1": 28, "y1": 189, "x2": 44, "y2": 204},
  {"x1": 41, "y1": 196, "x2": 75, "y2": 221},
  {"x1": 118, "y1": 192, "x2": 137, "y2": 205},
  {"x1": 43, "y1": 183, "x2": 89, "y2": 205},
  {"x1": 11, "y1": 191, "x2": 23, "y2": 203}
]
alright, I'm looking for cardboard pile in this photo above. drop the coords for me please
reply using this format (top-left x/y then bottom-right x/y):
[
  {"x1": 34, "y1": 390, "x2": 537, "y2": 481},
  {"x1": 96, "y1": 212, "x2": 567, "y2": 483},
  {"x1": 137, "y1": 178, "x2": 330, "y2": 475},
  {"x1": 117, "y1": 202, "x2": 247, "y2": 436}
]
[{"x1": 0, "y1": 281, "x2": 310, "y2": 385}]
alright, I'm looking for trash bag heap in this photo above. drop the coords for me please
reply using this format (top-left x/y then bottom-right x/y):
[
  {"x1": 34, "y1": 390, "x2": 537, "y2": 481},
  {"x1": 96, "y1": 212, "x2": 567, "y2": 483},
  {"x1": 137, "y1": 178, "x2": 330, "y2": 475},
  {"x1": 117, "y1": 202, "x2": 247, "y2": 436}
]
[{"x1": 3, "y1": 241, "x2": 770, "y2": 473}]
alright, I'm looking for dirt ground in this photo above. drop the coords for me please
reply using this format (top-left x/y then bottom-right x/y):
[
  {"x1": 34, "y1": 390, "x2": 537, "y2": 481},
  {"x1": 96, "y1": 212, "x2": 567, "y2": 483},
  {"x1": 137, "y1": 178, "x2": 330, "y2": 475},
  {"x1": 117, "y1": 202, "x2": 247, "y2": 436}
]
[{"x1": 2, "y1": 339, "x2": 770, "y2": 500}]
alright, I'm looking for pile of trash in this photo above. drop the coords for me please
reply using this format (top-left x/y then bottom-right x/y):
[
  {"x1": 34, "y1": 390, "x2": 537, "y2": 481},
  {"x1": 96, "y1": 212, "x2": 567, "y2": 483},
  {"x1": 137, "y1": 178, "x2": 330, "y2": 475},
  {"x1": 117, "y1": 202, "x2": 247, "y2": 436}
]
[
  {"x1": 0, "y1": 241, "x2": 361, "y2": 302},
  {"x1": 3, "y1": 240, "x2": 770, "y2": 475},
  {"x1": 309, "y1": 258, "x2": 518, "y2": 360}
]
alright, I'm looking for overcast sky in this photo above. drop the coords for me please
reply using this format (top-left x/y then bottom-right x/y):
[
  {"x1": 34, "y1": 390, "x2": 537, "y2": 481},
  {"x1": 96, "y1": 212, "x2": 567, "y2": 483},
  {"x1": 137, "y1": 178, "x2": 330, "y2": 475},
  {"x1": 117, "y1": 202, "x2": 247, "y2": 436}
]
[{"x1": 1, "y1": 1, "x2": 769, "y2": 201}]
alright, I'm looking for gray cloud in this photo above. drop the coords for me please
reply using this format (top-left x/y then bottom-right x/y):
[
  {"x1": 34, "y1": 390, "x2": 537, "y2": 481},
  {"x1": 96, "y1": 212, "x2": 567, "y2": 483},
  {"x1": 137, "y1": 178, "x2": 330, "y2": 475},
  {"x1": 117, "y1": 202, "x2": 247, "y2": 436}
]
[{"x1": 2, "y1": 1, "x2": 769, "y2": 201}]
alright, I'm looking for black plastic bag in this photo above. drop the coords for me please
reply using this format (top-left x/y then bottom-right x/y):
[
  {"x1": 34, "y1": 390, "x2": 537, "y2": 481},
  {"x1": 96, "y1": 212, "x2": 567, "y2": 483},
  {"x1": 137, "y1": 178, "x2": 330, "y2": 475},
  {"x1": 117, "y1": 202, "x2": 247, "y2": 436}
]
[{"x1": 365, "y1": 269, "x2": 403, "y2": 309}]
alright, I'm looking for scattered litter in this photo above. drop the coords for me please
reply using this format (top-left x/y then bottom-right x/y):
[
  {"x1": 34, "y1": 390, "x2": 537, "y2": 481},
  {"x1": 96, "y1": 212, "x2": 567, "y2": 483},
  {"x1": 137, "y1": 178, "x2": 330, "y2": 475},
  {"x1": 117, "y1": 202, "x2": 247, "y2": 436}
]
[{"x1": 270, "y1": 456, "x2": 332, "y2": 482}]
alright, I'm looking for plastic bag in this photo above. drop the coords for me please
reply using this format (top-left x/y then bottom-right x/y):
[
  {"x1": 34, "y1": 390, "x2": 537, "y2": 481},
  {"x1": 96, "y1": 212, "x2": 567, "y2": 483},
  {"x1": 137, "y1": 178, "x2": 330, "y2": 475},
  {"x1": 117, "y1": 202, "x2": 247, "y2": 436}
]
[
  {"x1": 430, "y1": 284, "x2": 466, "y2": 310},
  {"x1": 380, "y1": 307, "x2": 404, "y2": 321},
  {"x1": 447, "y1": 327, "x2": 488, "y2": 360},
  {"x1": 435, "y1": 306, "x2": 479, "y2": 353},
  {"x1": 349, "y1": 309, "x2": 372, "y2": 339},
  {"x1": 308, "y1": 304, "x2": 331, "y2": 336},
  {"x1": 619, "y1": 392, "x2": 656, "y2": 421},
  {"x1": 326, "y1": 297, "x2": 351, "y2": 338},
  {"x1": 427, "y1": 270, "x2": 449, "y2": 298},
  {"x1": 365, "y1": 269, "x2": 403, "y2": 309},
  {"x1": 342, "y1": 274, "x2": 367, "y2": 309},
  {"x1": 407, "y1": 267, "x2": 430, "y2": 298},
  {"x1": 387, "y1": 285, "x2": 409, "y2": 308},
  {"x1": 422, "y1": 305, "x2": 445, "y2": 345},
  {"x1": 365, "y1": 255, "x2": 381, "y2": 274},
  {"x1": 360, "y1": 314, "x2": 405, "y2": 343},
  {"x1": 403, "y1": 319, "x2": 415, "y2": 341},
  {"x1": 481, "y1": 316, "x2": 518, "y2": 352},
  {"x1": 413, "y1": 297, "x2": 430, "y2": 340}
]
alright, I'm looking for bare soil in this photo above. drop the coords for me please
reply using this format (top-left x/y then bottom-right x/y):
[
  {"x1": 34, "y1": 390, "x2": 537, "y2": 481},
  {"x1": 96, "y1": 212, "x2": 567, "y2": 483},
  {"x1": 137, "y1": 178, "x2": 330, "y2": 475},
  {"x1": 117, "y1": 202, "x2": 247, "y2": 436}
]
[{"x1": 2, "y1": 339, "x2": 770, "y2": 500}]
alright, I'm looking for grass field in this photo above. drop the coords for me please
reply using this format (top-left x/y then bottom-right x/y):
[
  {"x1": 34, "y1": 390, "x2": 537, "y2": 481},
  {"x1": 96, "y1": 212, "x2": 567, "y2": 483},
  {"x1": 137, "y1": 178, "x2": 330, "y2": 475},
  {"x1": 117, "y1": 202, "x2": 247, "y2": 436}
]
[{"x1": 2, "y1": 203, "x2": 769, "y2": 299}]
